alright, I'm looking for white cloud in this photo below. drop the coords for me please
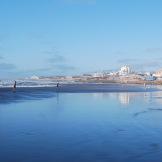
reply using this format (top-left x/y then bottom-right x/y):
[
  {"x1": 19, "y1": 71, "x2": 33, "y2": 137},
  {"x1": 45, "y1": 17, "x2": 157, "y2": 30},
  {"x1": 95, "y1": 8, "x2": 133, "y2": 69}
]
[{"x1": 0, "y1": 63, "x2": 16, "y2": 70}]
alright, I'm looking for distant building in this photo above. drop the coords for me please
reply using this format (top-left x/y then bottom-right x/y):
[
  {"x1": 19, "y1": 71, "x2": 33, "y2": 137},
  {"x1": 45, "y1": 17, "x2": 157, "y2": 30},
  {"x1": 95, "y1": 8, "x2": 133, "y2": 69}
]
[
  {"x1": 145, "y1": 72, "x2": 156, "y2": 81},
  {"x1": 153, "y1": 69, "x2": 162, "y2": 78},
  {"x1": 92, "y1": 72, "x2": 104, "y2": 78},
  {"x1": 82, "y1": 74, "x2": 93, "y2": 77},
  {"x1": 145, "y1": 76, "x2": 156, "y2": 81},
  {"x1": 30, "y1": 75, "x2": 39, "y2": 80},
  {"x1": 109, "y1": 72, "x2": 119, "y2": 76},
  {"x1": 119, "y1": 65, "x2": 131, "y2": 76},
  {"x1": 145, "y1": 72, "x2": 151, "y2": 76},
  {"x1": 65, "y1": 76, "x2": 73, "y2": 81}
]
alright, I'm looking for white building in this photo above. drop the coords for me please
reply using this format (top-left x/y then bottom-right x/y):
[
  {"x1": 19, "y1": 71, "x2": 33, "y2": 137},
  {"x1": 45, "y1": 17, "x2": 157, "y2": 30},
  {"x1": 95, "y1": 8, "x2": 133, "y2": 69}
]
[
  {"x1": 92, "y1": 72, "x2": 104, "y2": 78},
  {"x1": 30, "y1": 75, "x2": 39, "y2": 80},
  {"x1": 145, "y1": 72, "x2": 155, "y2": 81},
  {"x1": 153, "y1": 69, "x2": 162, "y2": 78},
  {"x1": 119, "y1": 65, "x2": 131, "y2": 76}
]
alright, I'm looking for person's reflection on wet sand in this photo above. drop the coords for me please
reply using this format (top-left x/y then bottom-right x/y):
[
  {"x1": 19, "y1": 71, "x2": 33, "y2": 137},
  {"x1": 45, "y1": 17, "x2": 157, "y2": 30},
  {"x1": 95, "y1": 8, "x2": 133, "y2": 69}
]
[{"x1": 56, "y1": 92, "x2": 59, "y2": 105}]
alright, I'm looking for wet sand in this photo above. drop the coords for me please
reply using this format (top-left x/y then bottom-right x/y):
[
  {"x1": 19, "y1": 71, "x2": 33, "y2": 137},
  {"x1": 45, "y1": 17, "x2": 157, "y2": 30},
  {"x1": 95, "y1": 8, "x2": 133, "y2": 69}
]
[
  {"x1": 0, "y1": 83, "x2": 159, "y2": 92},
  {"x1": 0, "y1": 83, "x2": 158, "y2": 104},
  {"x1": 1, "y1": 91, "x2": 162, "y2": 162}
]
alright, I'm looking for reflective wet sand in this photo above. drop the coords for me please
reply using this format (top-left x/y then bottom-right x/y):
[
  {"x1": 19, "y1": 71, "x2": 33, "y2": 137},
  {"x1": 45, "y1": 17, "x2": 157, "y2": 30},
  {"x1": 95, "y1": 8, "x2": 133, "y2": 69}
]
[{"x1": 0, "y1": 88, "x2": 162, "y2": 162}]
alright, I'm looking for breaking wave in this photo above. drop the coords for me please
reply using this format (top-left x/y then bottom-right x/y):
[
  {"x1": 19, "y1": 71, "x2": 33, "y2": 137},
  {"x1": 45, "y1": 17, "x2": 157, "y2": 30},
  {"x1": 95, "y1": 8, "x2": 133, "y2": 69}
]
[{"x1": 0, "y1": 79, "x2": 61, "y2": 88}]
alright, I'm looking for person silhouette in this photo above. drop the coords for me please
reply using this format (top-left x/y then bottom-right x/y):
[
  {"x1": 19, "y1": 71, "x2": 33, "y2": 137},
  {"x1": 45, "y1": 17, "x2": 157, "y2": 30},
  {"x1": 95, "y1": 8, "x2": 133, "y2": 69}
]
[{"x1": 12, "y1": 81, "x2": 17, "y2": 92}]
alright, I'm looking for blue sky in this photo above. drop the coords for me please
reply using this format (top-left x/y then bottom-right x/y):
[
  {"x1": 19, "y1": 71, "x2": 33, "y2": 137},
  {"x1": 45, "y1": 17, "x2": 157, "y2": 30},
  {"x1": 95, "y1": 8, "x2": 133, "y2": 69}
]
[{"x1": 0, "y1": 0, "x2": 162, "y2": 78}]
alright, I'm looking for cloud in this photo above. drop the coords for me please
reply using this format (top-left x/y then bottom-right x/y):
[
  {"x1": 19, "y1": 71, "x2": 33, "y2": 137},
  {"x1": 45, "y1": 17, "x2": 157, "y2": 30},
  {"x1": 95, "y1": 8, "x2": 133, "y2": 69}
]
[
  {"x1": 44, "y1": 47, "x2": 77, "y2": 72},
  {"x1": 53, "y1": 64, "x2": 76, "y2": 71},
  {"x1": 144, "y1": 48, "x2": 162, "y2": 53},
  {"x1": 0, "y1": 63, "x2": 16, "y2": 70},
  {"x1": 41, "y1": 46, "x2": 78, "y2": 75},
  {"x1": 117, "y1": 58, "x2": 162, "y2": 72},
  {"x1": 20, "y1": 64, "x2": 76, "y2": 74},
  {"x1": 117, "y1": 58, "x2": 139, "y2": 64},
  {"x1": 48, "y1": 54, "x2": 66, "y2": 63},
  {"x1": 16, "y1": 65, "x2": 77, "y2": 77},
  {"x1": 43, "y1": 47, "x2": 67, "y2": 63},
  {"x1": 48, "y1": 55, "x2": 76, "y2": 72},
  {"x1": 21, "y1": 67, "x2": 52, "y2": 73},
  {"x1": 132, "y1": 61, "x2": 161, "y2": 71}
]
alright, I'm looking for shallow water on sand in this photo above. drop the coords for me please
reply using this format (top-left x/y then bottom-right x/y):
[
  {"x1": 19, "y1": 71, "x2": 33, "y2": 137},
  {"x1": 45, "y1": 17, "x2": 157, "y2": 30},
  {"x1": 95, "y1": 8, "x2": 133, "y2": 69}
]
[{"x1": 1, "y1": 90, "x2": 162, "y2": 162}]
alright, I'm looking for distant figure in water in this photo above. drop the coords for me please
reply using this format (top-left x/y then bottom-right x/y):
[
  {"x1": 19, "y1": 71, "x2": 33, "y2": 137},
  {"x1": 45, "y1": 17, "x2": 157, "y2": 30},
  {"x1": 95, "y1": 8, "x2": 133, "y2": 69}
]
[
  {"x1": 12, "y1": 81, "x2": 17, "y2": 92},
  {"x1": 56, "y1": 82, "x2": 59, "y2": 88}
]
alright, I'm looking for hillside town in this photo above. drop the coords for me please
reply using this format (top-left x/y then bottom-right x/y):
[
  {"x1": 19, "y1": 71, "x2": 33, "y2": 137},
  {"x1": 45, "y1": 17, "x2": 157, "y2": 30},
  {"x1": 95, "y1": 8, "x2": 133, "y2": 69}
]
[{"x1": 28, "y1": 65, "x2": 162, "y2": 85}]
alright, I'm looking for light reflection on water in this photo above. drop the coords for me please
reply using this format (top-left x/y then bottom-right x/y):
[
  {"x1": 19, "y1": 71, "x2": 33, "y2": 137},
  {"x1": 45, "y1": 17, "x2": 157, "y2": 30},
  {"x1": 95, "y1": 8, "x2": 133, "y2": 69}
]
[
  {"x1": 1, "y1": 91, "x2": 162, "y2": 162},
  {"x1": 92, "y1": 91, "x2": 162, "y2": 106}
]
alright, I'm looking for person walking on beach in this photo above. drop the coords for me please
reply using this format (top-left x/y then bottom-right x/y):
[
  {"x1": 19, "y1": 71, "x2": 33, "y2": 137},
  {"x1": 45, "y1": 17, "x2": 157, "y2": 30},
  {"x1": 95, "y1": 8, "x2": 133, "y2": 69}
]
[
  {"x1": 56, "y1": 82, "x2": 59, "y2": 88},
  {"x1": 56, "y1": 82, "x2": 60, "y2": 93},
  {"x1": 12, "y1": 80, "x2": 17, "y2": 92}
]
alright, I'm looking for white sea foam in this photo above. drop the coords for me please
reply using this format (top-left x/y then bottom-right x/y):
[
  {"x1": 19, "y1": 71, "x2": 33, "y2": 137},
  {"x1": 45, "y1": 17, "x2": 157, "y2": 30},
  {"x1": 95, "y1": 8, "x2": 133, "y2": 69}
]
[{"x1": 0, "y1": 79, "x2": 61, "y2": 88}]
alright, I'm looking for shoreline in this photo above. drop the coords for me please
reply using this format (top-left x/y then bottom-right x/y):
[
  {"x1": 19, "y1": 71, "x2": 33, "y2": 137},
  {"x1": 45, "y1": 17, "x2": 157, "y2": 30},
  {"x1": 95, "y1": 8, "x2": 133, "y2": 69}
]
[
  {"x1": 0, "y1": 83, "x2": 160, "y2": 93},
  {"x1": 0, "y1": 83, "x2": 161, "y2": 104}
]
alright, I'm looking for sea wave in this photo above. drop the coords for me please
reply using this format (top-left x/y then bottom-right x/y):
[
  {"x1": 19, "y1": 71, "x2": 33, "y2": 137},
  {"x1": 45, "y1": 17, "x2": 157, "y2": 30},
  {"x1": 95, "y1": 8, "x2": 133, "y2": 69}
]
[{"x1": 0, "y1": 79, "x2": 60, "y2": 88}]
